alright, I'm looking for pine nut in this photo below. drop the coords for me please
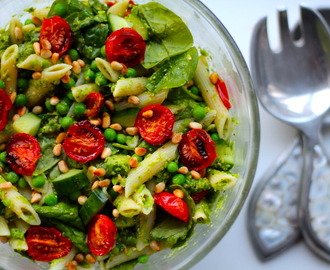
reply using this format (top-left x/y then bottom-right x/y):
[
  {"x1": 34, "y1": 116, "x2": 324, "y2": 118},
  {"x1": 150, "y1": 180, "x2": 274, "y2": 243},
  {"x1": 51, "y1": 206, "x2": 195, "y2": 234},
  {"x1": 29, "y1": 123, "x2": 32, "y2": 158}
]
[
  {"x1": 51, "y1": 52, "x2": 60, "y2": 64},
  {"x1": 40, "y1": 49, "x2": 52, "y2": 59},
  {"x1": 113, "y1": 185, "x2": 123, "y2": 193},
  {"x1": 109, "y1": 123, "x2": 122, "y2": 131},
  {"x1": 31, "y1": 191, "x2": 42, "y2": 203},
  {"x1": 56, "y1": 132, "x2": 66, "y2": 144},
  {"x1": 102, "y1": 112, "x2": 111, "y2": 129},
  {"x1": 88, "y1": 165, "x2": 97, "y2": 175},
  {"x1": 0, "y1": 236, "x2": 8, "y2": 244},
  {"x1": 189, "y1": 121, "x2": 202, "y2": 129},
  {"x1": 90, "y1": 118, "x2": 101, "y2": 126},
  {"x1": 112, "y1": 209, "x2": 119, "y2": 218},
  {"x1": 110, "y1": 61, "x2": 124, "y2": 71},
  {"x1": 61, "y1": 73, "x2": 70, "y2": 84},
  {"x1": 150, "y1": 240, "x2": 161, "y2": 251},
  {"x1": 58, "y1": 160, "x2": 69, "y2": 173},
  {"x1": 78, "y1": 195, "x2": 88, "y2": 205},
  {"x1": 134, "y1": 147, "x2": 147, "y2": 156},
  {"x1": 93, "y1": 168, "x2": 106, "y2": 177},
  {"x1": 171, "y1": 132, "x2": 182, "y2": 144},
  {"x1": 17, "y1": 106, "x2": 27, "y2": 116},
  {"x1": 50, "y1": 96, "x2": 60, "y2": 106},
  {"x1": 31, "y1": 16, "x2": 42, "y2": 26},
  {"x1": 129, "y1": 157, "x2": 138, "y2": 168},
  {"x1": 32, "y1": 105, "x2": 43, "y2": 114},
  {"x1": 0, "y1": 182, "x2": 12, "y2": 190},
  {"x1": 191, "y1": 170, "x2": 201, "y2": 180},
  {"x1": 66, "y1": 261, "x2": 77, "y2": 270},
  {"x1": 14, "y1": 26, "x2": 23, "y2": 41},
  {"x1": 85, "y1": 254, "x2": 96, "y2": 264},
  {"x1": 77, "y1": 59, "x2": 85, "y2": 67},
  {"x1": 53, "y1": 144, "x2": 62, "y2": 156},
  {"x1": 41, "y1": 39, "x2": 52, "y2": 50},
  {"x1": 105, "y1": 100, "x2": 115, "y2": 111},
  {"x1": 154, "y1": 182, "x2": 165, "y2": 194},
  {"x1": 142, "y1": 109, "x2": 153, "y2": 118},
  {"x1": 173, "y1": 189, "x2": 184, "y2": 199},
  {"x1": 99, "y1": 179, "x2": 111, "y2": 188},
  {"x1": 33, "y1": 42, "x2": 41, "y2": 55},
  {"x1": 32, "y1": 71, "x2": 42, "y2": 80},
  {"x1": 12, "y1": 114, "x2": 20, "y2": 122},
  {"x1": 64, "y1": 55, "x2": 72, "y2": 65},
  {"x1": 209, "y1": 72, "x2": 219, "y2": 84},
  {"x1": 9, "y1": 92, "x2": 17, "y2": 104},
  {"x1": 101, "y1": 147, "x2": 112, "y2": 159},
  {"x1": 72, "y1": 61, "x2": 82, "y2": 74},
  {"x1": 74, "y1": 253, "x2": 85, "y2": 263},
  {"x1": 91, "y1": 180, "x2": 100, "y2": 190},
  {"x1": 126, "y1": 127, "x2": 138, "y2": 136},
  {"x1": 128, "y1": 95, "x2": 140, "y2": 105},
  {"x1": 178, "y1": 166, "x2": 189, "y2": 174}
]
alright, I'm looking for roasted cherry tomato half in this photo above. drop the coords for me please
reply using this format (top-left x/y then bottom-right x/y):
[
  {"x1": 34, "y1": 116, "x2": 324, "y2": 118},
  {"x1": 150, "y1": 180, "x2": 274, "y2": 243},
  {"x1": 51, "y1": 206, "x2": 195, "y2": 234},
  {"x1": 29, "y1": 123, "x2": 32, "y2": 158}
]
[
  {"x1": 85, "y1": 92, "x2": 104, "y2": 118},
  {"x1": 6, "y1": 133, "x2": 41, "y2": 175},
  {"x1": 190, "y1": 190, "x2": 208, "y2": 203},
  {"x1": 135, "y1": 104, "x2": 175, "y2": 145},
  {"x1": 40, "y1": 16, "x2": 73, "y2": 57},
  {"x1": 0, "y1": 89, "x2": 12, "y2": 131},
  {"x1": 215, "y1": 78, "x2": 231, "y2": 110},
  {"x1": 178, "y1": 129, "x2": 216, "y2": 171},
  {"x1": 87, "y1": 214, "x2": 117, "y2": 256},
  {"x1": 105, "y1": 27, "x2": 146, "y2": 67},
  {"x1": 154, "y1": 192, "x2": 190, "y2": 223},
  {"x1": 62, "y1": 120, "x2": 105, "y2": 163},
  {"x1": 26, "y1": 226, "x2": 72, "y2": 262}
]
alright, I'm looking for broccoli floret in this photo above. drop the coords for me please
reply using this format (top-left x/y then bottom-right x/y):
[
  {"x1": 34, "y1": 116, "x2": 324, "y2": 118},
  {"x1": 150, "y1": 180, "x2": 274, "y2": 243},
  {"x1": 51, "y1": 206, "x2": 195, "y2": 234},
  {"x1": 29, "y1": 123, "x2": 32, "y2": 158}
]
[
  {"x1": 212, "y1": 139, "x2": 234, "y2": 171},
  {"x1": 102, "y1": 154, "x2": 131, "y2": 177},
  {"x1": 152, "y1": 169, "x2": 171, "y2": 183},
  {"x1": 183, "y1": 174, "x2": 212, "y2": 193},
  {"x1": 37, "y1": 114, "x2": 61, "y2": 137}
]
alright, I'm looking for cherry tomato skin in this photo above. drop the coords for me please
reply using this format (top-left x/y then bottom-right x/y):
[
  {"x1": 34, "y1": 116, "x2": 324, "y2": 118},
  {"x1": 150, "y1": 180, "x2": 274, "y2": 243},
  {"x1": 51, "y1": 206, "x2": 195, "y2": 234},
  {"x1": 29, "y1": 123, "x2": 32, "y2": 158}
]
[
  {"x1": 62, "y1": 120, "x2": 105, "y2": 163},
  {"x1": 135, "y1": 104, "x2": 175, "y2": 145},
  {"x1": 215, "y1": 78, "x2": 231, "y2": 110},
  {"x1": 178, "y1": 129, "x2": 217, "y2": 171},
  {"x1": 6, "y1": 133, "x2": 41, "y2": 175},
  {"x1": 40, "y1": 16, "x2": 73, "y2": 56},
  {"x1": 26, "y1": 226, "x2": 72, "y2": 262},
  {"x1": 190, "y1": 190, "x2": 208, "y2": 203},
  {"x1": 0, "y1": 89, "x2": 12, "y2": 131},
  {"x1": 85, "y1": 92, "x2": 104, "y2": 118},
  {"x1": 105, "y1": 28, "x2": 146, "y2": 67},
  {"x1": 154, "y1": 192, "x2": 190, "y2": 223},
  {"x1": 87, "y1": 214, "x2": 117, "y2": 256}
]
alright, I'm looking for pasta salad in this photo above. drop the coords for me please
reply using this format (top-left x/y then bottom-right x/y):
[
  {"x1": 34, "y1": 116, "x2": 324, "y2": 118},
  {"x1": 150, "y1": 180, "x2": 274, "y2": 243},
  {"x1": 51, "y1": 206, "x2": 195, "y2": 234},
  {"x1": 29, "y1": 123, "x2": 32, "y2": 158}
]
[{"x1": 0, "y1": 0, "x2": 237, "y2": 269}]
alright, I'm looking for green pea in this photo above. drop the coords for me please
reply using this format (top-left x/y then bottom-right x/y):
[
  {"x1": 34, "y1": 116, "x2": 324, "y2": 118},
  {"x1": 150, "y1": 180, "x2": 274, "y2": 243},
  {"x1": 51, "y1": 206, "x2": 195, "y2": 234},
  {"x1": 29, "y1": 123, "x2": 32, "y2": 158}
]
[
  {"x1": 56, "y1": 102, "x2": 70, "y2": 115},
  {"x1": 62, "y1": 77, "x2": 75, "y2": 90},
  {"x1": 83, "y1": 69, "x2": 95, "y2": 83},
  {"x1": 104, "y1": 128, "x2": 117, "y2": 141},
  {"x1": 95, "y1": 72, "x2": 108, "y2": 86},
  {"x1": 132, "y1": 154, "x2": 143, "y2": 162},
  {"x1": 14, "y1": 94, "x2": 28, "y2": 107},
  {"x1": 73, "y1": 102, "x2": 86, "y2": 115},
  {"x1": 172, "y1": 174, "x2": 186, "y2": 185},
  {"x1": 125, "y1": 68, "x2": 137, "y2": 78},
  {"x1": 68, "y1": 49, "x2": 79, "y2": 61},
  {"x1": 211, "y1": 133, "x2": 220, "y2": 142},
  {"x1": 138, "y1": 255, "x2": 149, "y2": 264},
  {"x1": 53, "y1": 3, "x2": 66, "y2": 17},
  {"x1": 7, "y1": 172, "x2": 19, "y2": 184},
  {"x1": 18, "y1": 177, "x2": 28, "y2": 189},
  {"x1": 32, "y1": 175, "x2": 46, "y2": 188},
  {"x1": 24, "y1": 19, "x2": 34, "y2": 25},
  {"x1": 167, "y1": 161, "x2": 179, "y2": 173},
  {"x1": 100, "y1": 45, "x2": 106, "y2": 57},
  {"x1": 60, "y1": 116, "x2": 74, "y2": 129},
  {"x1": 0, "y1": 79, "x2": 5, "y2": 89},
  {"x1": 190, "y1": 85, "x2": 200, "y2": 95},
  {"x1": 116, "y1": 133, "x2": 127, "y2": 144},
  {"x1": 17, "y1": 78, "x2": 29, "y2": 91},
  {"x1": 45, "y1": 99, "x2": 56, "y2": 112},
  {"x1": 0, "y1": 151, "x2": 6, "y2": 163},
  {"x1": 44, "y1": 194, "x2": 58, "y2": 206},
  {"x1": 90, "y1": 60, "x2": 99, "y2": 72},
  {"x1": 192, "y1": 106, "x2": 206, "y2": 120}
]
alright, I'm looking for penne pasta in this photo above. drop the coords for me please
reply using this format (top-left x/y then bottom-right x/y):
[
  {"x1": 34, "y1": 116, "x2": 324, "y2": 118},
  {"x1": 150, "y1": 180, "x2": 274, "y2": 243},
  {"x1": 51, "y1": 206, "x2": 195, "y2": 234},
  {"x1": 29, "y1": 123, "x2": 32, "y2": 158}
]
[
  {"x1": 113, "y1": 77, "x2": 148, "y2": 97},
  {"x1": 17, "y1": 54, "x2": 51, "y2": 71},
  {"x1": 41, "y1": 64, "x2": 72, "y2": 82},
  {"x1": 113, "y1": 194, "x2": 142, "y2": 218},
  {"x1": 207, "y1": 169, "x2": 238, "y2": 191},
  {"x1": 95, "y1": 57, "x2": 120, "y2": 82},
  {"x1": 1, "y1": 44, "x2": 19, "y2": 95}
]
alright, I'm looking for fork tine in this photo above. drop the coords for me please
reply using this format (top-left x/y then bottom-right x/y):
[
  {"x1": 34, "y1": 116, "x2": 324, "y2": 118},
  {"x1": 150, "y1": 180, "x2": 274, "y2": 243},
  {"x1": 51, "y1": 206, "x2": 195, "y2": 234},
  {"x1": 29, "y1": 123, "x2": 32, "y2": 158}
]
[{"x1": 278, "y1": 9, "x2": 293, "y2": 50}]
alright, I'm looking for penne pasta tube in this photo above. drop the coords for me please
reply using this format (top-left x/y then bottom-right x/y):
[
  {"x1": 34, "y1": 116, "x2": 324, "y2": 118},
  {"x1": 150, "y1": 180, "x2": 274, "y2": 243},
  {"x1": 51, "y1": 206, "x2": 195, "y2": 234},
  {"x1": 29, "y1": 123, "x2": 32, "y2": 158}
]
[
  {"x1": 41, "y1": 64, "x2": 72, "y2": 82},
  {"x1": 113, "y1": 77, "x2": 148, "y2": 98},
  {"x1": 95, "y1": 57, "x2": 120, "y2": 82},
  {"x1": 1, "y1": 44, "x2": 19, "y2": 95},
  {"x1": 17, "y1": 54, "x2": 51, "y2": 71},
  {"x1": 207, "y1": 169, "x2": 238, "y2": 191},
  {"x1": 113, "y1": 195, "x2": 142, "y2": 218}
]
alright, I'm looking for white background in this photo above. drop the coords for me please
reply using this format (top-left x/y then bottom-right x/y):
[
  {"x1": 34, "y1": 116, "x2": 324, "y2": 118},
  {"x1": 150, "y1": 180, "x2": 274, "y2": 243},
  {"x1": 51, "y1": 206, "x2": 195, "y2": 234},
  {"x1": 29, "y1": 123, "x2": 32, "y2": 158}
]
[{"x1": 193, "y1": 0, "x2": 330, "y2": 270}]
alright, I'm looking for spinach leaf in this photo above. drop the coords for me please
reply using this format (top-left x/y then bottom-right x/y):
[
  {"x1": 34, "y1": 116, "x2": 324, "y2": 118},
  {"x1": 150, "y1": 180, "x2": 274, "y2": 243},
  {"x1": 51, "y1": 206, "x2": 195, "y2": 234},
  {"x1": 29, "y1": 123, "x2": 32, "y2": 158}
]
[
  {"x1": 134, "y1": 2, "x2": 194, "y2": 69},
  {"x1": 34, "y1": 138, "x2": 60, "y2": 175},
  {"x1": 146, "y1": 47, "x2": 198, "y2": 92}
]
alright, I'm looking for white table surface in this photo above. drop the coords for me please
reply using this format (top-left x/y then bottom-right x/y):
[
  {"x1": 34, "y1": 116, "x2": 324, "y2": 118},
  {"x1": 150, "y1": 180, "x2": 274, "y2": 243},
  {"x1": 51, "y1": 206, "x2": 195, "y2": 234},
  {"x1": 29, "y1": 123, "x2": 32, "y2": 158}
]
[{"x1": 193, "y1": 0, "x2": 330, "y2": 270}]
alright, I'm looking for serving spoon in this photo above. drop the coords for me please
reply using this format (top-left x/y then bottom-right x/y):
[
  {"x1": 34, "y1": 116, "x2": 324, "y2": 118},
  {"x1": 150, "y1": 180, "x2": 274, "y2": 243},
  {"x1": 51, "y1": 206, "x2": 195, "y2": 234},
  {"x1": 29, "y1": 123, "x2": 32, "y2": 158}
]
[{"x1": 250, "y1": 6, "x2": 330, "y2": 261}]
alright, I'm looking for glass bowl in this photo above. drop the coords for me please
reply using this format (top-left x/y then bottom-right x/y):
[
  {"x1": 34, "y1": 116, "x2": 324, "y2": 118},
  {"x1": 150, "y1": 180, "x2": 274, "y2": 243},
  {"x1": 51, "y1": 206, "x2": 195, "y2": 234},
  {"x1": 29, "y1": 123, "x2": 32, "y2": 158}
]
[{"x1": 0, "y1": 0, "x2": 260, "y2": 269}]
